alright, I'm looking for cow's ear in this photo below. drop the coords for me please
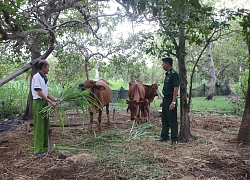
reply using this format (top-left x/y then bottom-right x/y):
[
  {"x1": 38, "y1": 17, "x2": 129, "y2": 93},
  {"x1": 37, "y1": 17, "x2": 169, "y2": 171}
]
[
  {"x1": 158, "y1": 84, "x2": 160, "y2": 86},
  {"x1": 94, "y1": 85, "x2": 106, "y2": 90},
  {"x1": 126, "y1": 100, "x2": 129, "y2": 104}
]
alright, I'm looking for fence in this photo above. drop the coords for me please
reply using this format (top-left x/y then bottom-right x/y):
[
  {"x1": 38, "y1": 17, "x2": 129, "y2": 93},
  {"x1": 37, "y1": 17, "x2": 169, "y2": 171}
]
[
  {"x1": 190, "y1": 83, "x2": 232, "y2": 97},
  {"x1": 111, "y1": 83, "x2": 232, "y2": 103},
  {"x1": 111, "y1": 87, "x2": 129, "y2": 103}
]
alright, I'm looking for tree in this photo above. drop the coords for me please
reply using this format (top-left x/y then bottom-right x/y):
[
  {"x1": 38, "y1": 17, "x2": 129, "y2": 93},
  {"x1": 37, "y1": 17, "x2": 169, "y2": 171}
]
[
  {"x1": 0, "y1": 0, "x2": 124, "y2": 119},
  {"x1": 237, "y1": 12, "x2": 250, "y2": 143},
  {"x1": 114, "y1": 0, "x2": 202, "y2": 141},
  {"x1": 116, "y1": 0, "x2": 249, "y2": 142},
  {"x1": 55, "y1": 14, "x2": 124, "y2": 80}
]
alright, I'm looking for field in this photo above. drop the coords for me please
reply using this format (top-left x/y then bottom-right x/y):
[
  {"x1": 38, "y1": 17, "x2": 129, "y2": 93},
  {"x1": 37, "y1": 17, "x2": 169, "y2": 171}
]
[{"x1": 0, "y1": 104, "x2": 250, "y2": 180}]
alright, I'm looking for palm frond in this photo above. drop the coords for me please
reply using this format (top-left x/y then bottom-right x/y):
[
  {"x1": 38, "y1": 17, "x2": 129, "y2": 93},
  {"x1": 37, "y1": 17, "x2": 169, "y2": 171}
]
[{"x1": 40, "y1": 81, "x2": 101, "y2": 131}]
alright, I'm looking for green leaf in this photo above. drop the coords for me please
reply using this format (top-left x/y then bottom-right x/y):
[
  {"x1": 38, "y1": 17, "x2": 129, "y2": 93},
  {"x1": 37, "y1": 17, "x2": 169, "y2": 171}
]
[
  {"x1": 169, "y1": 0, "x2": 185, "y2": 9},
  {"x1": 182, "y1": 3, "x2": 190, "y2": 15},
  {"x1": 189, "y1": 0, "x2": 201, "y2": 9},
  {"x1": 152, "y1": 6, "x2": 158, "y2": 16},
  {"x1": 139, "y1": 2, "x2": 146, "y2": 12}
]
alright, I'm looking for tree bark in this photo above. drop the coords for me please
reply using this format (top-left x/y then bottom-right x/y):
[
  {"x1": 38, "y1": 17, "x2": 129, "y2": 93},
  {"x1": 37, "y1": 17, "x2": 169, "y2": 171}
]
[
  {"x1": 177, "y1": 23, "x2": 193, "y2": 142},
  {"x1": 0, "y1": 57, "x2": 41, "y2": 87},
  {"x1": 237, "y1": 30, "x2": 250, "y2": 142},
  {"x1": 206, "y1": 40, "x2": 216, "y2": 100},
  {"x1": 237, "y1": 64, "x2": 250, "y2": 142},
  {"x1": 27, "y1": 51, "x2": 41, "y2": 120}
]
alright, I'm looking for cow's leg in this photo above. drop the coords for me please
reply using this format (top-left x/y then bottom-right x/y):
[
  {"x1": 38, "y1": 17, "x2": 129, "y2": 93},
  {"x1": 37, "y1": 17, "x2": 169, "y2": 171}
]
[
  {"x1": 136, "y1": 105, "x2": 140, "y2": 124},
  {"x1": 147, "y1": 103, "x2": 151, "y2": 122},
  {"x1": 148, "y1": 109, "x2": 150, "y2": 122},
  {"x1": 106, "y1": 104, "x2": 110, "y2": 125},
  {"x1": 98, "y1": 109, "x2": 102, "y2": 132},
  {"x1": 89, "y1": 112, "x2": 94, "y2": 133}
]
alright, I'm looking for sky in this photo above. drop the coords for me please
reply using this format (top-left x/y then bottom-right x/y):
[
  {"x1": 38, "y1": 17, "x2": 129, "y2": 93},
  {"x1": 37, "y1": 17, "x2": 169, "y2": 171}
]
[
  {"x1": 215, "y1": 0, "x2": 250, "y2": 9},
  {"x1": 108, "y1": 0, "x2": 250, "y2": 41},
  {"x1": 96, "y1": 0, "x2": 250, "y2": 69}
]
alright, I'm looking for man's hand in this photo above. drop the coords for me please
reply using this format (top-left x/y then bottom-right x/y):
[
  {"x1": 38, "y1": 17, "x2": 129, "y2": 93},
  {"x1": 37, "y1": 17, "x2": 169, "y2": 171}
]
[{"x1": 169, "y1": 103, "x2": 175, "y2": 111}]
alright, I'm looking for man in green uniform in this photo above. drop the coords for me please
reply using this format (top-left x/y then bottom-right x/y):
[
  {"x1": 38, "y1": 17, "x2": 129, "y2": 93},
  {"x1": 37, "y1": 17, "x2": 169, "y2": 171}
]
[
  {"x1": 157, "y1": 57, "x2": 179, "y2": 146},
  {"x1": 31, "y1": 59, "x2": 59, "y2": 156}
]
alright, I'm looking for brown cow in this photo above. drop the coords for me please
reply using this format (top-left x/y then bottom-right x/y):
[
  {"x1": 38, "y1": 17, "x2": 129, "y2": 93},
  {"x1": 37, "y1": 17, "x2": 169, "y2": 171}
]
[
  {"x1": 141, "y1": 83, "x2": 160, "y2": 121},
  {"x1": 143, "y1": 83, "x2": 160, "y2": 104},
  {"x1": 79, "y1": 79, "x2": 111, "y2": 133},
  {"x1": 126, "y1": 80, "x2": 145, "y2": 121}
]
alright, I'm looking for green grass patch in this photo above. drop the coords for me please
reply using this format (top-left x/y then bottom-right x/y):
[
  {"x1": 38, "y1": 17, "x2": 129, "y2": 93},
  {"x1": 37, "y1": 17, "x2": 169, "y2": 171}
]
[
  {"x1": 148, "y1": 96, "x2": 238, "y2": 116},
  {"x1": 190, "y1": 96, "x2": 236, "y2": 115}
]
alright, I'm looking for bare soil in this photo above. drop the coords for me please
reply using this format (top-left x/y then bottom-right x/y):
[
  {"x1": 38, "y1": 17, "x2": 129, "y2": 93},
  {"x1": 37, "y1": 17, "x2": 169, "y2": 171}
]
[{"x1": 0, "y1": 109, "x2": 249, "y2": 180}]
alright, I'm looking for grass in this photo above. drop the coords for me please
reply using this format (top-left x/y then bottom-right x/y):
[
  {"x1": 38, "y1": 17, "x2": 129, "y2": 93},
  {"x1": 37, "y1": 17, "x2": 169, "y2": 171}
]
[
  {"x1": 88, "y1": 95, "x2": 242, "y2": 117},
  {"x1": 68, "y1": 129, "x2": 171, "y2": 179},
  {"x1": 150, "y1": 96, "x2": 240, "y2": 116},
  {"x1": 0, "y1": 80, "x2": 29, "y2": 119},
  {"x1": 189, "y1": 96, "x2": 238, "y2": 115}
]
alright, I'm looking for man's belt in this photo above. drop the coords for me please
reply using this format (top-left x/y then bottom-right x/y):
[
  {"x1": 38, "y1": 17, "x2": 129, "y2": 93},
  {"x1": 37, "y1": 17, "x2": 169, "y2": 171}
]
[{"x1": 164, "y1": 95, "x2": 173, "y2": 98}]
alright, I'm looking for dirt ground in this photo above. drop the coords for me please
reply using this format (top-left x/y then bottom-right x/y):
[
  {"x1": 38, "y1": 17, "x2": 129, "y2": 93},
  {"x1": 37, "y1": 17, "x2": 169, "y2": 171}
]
[{"x1": 0, "y1": 108, "x2": 250, "y2": 180}]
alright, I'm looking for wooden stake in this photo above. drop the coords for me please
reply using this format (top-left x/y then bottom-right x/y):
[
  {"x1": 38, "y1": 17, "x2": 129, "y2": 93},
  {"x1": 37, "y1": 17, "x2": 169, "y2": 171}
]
[{"x1": 48, "y1": 129, "x2": 52, "y2": 152}]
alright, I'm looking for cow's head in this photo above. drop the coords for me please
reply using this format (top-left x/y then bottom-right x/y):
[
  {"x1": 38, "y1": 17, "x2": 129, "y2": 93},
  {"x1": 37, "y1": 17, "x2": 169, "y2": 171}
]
[
  {"x1": 79, "y1": 80, "x2": 106, "y2": 91},
  {"x1": 152, "y1": 84, "x2": 160, "y2": 96},
  {"x1": 126, "y1": 100, "x2": 144, "y2": 120}
]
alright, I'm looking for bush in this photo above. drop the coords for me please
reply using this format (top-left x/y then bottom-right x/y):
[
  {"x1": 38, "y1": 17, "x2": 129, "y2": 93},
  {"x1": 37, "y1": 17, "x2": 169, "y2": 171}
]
[
  {"x1": 0, "y1": 80, "x2": 28, "y2": 120},
  {"x1": 0, "y1": 100, "x2": 22, "y2": 119}
]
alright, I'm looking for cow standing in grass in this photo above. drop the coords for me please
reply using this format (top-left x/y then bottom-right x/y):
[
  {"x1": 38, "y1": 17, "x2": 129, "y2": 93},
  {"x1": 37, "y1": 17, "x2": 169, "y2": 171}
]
[
  {"x1": 79, "y1": 79, "x2": 111, "y2": 133},
  {"x1": 126, "y1": 80, "x2": 145, "y2": 122}
]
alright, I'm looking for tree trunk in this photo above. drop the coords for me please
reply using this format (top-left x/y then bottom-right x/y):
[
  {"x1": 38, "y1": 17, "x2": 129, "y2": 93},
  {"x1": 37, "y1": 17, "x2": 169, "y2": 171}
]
[
  {"x1": 0, "y1": 57, "x2": 41, "y2": 87},
  {"x1": 206, "y1": 41, "x2": 216, "y2": 100},
  {"x1": 177, "y1": 24, "x2": 193, "y2": 142},
  {"x1": 237, "y1": 30, "x2": 250, "y2": 143},
  {"x1": 237, "y1": 64, "x2": 250, "y2": 142},
  {"x1": 27, "y1": 51, "x2": 41, "y2": 120}
]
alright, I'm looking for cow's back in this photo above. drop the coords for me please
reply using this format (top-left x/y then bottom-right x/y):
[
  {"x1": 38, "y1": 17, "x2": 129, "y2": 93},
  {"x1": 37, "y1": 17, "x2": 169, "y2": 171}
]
[
  {"x1": 95, "y1": 80, "x2": 111, "y2": 107},
  {"x1": 128, "y1": 80, "x2": 145, "y2": 101}
]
